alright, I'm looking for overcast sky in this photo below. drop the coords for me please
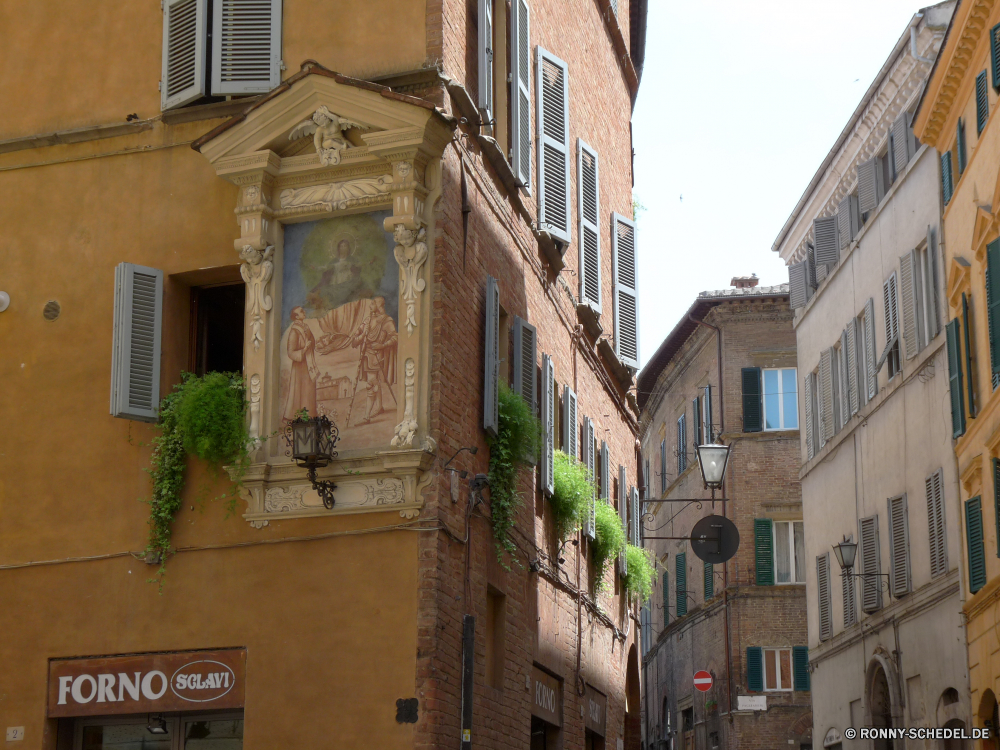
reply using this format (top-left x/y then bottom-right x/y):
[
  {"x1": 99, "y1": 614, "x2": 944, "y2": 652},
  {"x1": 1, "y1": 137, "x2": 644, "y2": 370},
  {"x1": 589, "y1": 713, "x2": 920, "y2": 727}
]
[{"x1": 631, "y1": 0, "x2": 935, "y2": 369}]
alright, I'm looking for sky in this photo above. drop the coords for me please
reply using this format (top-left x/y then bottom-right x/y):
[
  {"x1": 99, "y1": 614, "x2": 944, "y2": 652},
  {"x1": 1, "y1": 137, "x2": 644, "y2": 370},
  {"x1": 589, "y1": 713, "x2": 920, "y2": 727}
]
[{"x1": 631, "y1": 0, "x2": 939, "y2": 369}]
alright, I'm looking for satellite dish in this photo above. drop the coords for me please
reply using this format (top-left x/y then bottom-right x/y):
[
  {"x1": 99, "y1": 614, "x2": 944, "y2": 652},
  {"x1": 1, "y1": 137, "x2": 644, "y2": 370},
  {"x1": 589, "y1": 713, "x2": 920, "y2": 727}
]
[{"x1": 690, "y1": 514, "x2": 740, "y2": 564}]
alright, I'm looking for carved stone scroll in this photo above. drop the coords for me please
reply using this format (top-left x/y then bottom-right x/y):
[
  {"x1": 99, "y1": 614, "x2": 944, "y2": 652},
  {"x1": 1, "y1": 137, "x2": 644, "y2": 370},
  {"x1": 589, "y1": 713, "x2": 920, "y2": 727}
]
[
  {"x1": 240, "y1": 244, "x2": 274, "y2": 352},
  {"x1": 393, "y1": 225, "x2": 428, "y2": 336},
  {"x1": 392, "y1": 359, "x2": 417, "y2": 447}
]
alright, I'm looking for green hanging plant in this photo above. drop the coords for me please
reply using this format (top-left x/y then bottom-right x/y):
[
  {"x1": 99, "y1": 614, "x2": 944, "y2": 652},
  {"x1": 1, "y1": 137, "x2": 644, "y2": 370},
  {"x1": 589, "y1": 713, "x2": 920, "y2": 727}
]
[
  {"x1": 550, "y1": 449, "x2": 592, "y2": 540},
  {"x1": 623, "y1": 544, "x2": 656, "y2": 603},
  {"x1": 591, "y1": 499, "x2": 626, "y2": 592},
  {"x1": 144, "y1": 372, "x2": 252, "y2": 585},
  {"x1": 487, "y1": 382, "x2": 542, "y2": 563}
]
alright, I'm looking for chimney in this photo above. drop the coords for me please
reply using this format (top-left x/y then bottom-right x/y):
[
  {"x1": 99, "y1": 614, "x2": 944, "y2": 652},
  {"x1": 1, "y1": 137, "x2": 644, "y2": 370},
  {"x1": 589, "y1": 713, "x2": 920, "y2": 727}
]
[{"x1": 730, "y1": 274, "x2": 759, "y2": 289}]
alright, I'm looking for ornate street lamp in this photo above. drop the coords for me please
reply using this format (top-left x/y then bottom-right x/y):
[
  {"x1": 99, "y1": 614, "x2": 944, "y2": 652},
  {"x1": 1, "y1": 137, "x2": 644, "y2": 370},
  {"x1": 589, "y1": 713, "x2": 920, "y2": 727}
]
[
  {"x1": 695, "y1": 442, "x2": 731, "y2": 491},
  {"x1": 284, "y1": 412, "x2": 341, "y2": 509},
  {"x1": 832, "y1": 536, "x2": 858, "y2": 571}
]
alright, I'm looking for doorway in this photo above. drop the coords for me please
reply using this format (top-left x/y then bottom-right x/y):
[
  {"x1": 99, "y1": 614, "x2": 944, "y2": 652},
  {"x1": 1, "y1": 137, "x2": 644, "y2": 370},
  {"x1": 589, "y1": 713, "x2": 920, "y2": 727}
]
[{"x1": 74, "y1": 713, "x2": 243, "y2": 750}]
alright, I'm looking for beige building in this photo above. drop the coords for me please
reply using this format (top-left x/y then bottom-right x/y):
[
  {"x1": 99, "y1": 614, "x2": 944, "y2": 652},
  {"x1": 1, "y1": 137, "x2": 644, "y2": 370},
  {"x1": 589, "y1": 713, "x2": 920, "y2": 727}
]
[{"x1": 774, "y1": 4, "x2": 971, "y2": 747}]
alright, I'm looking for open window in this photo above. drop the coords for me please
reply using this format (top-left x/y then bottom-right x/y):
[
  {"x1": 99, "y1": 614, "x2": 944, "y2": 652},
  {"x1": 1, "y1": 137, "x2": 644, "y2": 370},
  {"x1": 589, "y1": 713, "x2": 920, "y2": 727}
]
[{"x1": 189, "y1": 283, "x2": 246, "y2": 376}]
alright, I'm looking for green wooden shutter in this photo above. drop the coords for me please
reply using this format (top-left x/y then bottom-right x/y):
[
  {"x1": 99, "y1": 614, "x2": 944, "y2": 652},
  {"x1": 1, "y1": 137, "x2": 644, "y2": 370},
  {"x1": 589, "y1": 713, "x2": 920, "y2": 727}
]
[
  {"x1": 746, "y1": 647, "x2": 763, "y2": 692},
  {"x1": 742, "y1": 367, "x2": 763, "y2": 432},
  {"x1": 662, "y1": 569, "x2": 669, "y2": 624},
  {"x1": 977, "y1": 70, "x2": 990, "y2": 135},
  {"x1": 963, "y1": 293, "x2": 976, "y2": 419},
  {"x1": 942, "y1": 151, "x2": 954, "y2": 205},
  {"x1": 946, "y1": 319, "x2": 966, "y2": 437},
  {"x1": 676, "y1": 553, "x2": 687, "y2": 617},
  {"x1": 957, "y1": 118, "x2": 968, "y2": 175},
  {"x1": 704, "y1": 561, "x2": 713, "y2": 600},
  {"x1": 754, "y1": 519, "x2": 774, "y2": 586},
  {"x1": 792, "y1": 646, "x2": 810, "y2": 691},
  {"x1": 988, "y1": 241, "x2": 1000, "y2": 376},
  {"x1": 966, "y1": 496, "x2": 986, "y2": 593},
  {"x1": 992, "y1": 22, "x2": 1000, "y2": 92},
  {"x1": 693, "y1": 396, "x2": 702, "y2": 447},
  {"x1": 994, "y1": 459, "x2": 1000, "y2": 559}
]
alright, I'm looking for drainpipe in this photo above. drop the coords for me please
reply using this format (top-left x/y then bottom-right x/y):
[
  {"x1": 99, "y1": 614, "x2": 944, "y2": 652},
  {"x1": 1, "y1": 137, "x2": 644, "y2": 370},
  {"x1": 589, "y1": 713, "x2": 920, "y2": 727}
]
[{"x1": 910, "y1": 14, "x2": 935, "y2": 65}]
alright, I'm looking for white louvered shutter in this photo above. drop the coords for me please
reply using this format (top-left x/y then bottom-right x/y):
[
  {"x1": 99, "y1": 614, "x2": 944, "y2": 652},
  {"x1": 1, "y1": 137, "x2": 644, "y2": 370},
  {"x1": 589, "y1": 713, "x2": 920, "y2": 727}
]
[
  {"x1": 842, "y1": 545, "x2": 857, "y2": 627},
  {"x1": 212, "y1": 0, "x2": 282, "y2": 96},
  {"x1": 900, "y1": 250, "x2": 921, "y2": 359},
  {"x1": 838, "y1": 332, "x2": 850, "y2": 427},
  {"x1": 582, "y1": 417, "x2": 596, "y2": 539},
  {"x1": 888, "y1": 494, "x2": 910, "y2": 596},
  {"x1": 789, "y1": 261, "x2": 808, "y2": 309},
  {"x1": 536, "y1": 48, "x2": 571, "y2": 244},
  {"x1": 864, "y1": 298, "x2": 877, "y2": 399},
  {"x1": 612, "y1": 214, "x2": 639, "y2": 368},
  {"x1": 111, "y1": 263, "x2": 164, "y2": 422},
  {"x1": 837, "y1": 195, "x2": 860, "y2": 249},
  {"x1": 563, "y1": 386, "x2": 578, "y2": 459},
  {"x1": 483, "y1": 276, "x2": 500, "y2": 436},
  {"x1": 927, "y1": 225, "x2": 941, "y2": 339},
  {"x1": 631, "y1": 486, "x2": 640, "y2": 546},
  {"x1": 477, "y1": 0, "x2": 494, "y2": 123},
  {"x1": 883, "y1": 273, "x2": 899, "y2": 352},
  {"x1": 618, "y1": 465, "x2": 627, "y2": 574},
  {"x1": 509, "y1": 0, "x2": 531, "y2": 188},
  {"x1": 859, "y1": 516, "x2": 881, "y2": 612},
  {"x1": 600, "y1": 441, "x2": 610, "y2": 500},
  {"x1": 578, "y1": 141, "x2": 601, "y2": 311},
  {"x1": 926, "y1": 469, "x2": 947, "y2": 577},
  {"x1": 857, "y1": 158, "x2": 878, "y2": 214},
  {"x1": 161, "y1": 0, "x2": 208, "y2": 110},
  {"x1": 819, "y1": 348, "x2": 833, "y2": 445},
  {"x1": 512, "y1": 317, "x2": 537, "y2": 414},
  {"x1": 892, "y1": 112, "x2": 915, "y2": 177},
  {"x1": 803, "y1": 374, "x2": 814, "y2": 460},
  {"x1": 845, "y1": 323, "x2": 859, "y2": 416},
  {"x1": 813, "y1": 216, "x2": 839, "y2": 266},
  {"x1": 541, "y1": 354, "x2": 555, "y2": 495},
  {"x1": 817, "y1": 554, "x2": 832, "y2": 641}
]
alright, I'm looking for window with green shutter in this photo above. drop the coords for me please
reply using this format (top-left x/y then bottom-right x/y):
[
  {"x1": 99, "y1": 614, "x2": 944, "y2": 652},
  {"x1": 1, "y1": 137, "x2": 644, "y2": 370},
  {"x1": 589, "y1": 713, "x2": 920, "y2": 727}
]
[
  {"x1": 942, "y1": 151, "x2": 954, "y2": 206},
  {"x1": 754, "y1": 519, "x2": 774, "y2": 586},
  {"x1": 977, "y1": 70, "x2": 990, "y2": 135},
  {"x1": 957, "y1": 118, "x2": 968, "y2": 175},
  {"x1": 792, "y1": 646, "x2": 810, "y2": 691},
  {"x1": 994, "y1": 459, "x2": 1000, "y2": 559},
  {"x1": 967, "y1": 496, "x2": 986, "y2": 593},
  {"x1": 742, "y1": 367, "x2": 763, "y2": 432},
  {"x1": 746, "y1": 647, "x2": 763, "y2": 692},
  {"x1": 704, "y1": 561, "x2": 713, "y2": 600},
  {"x1": 676, "y1": 553, "x2": 687, "y2": 617},
  {"x1": 946, "y1": 318, "x2": 966, "y2": 437},
  {"x1": 988, "y1": 240, "x2": 1000, "y2": 378},
  {"x1": 963, "y1": 293, "x2": 976, "y2": 419},
  {"x1": 992, "y1": 22, "x2": 1000, "y2": 92},
  {"x1": 662, "y1": 569, "x2": 669, "y2": 625}
]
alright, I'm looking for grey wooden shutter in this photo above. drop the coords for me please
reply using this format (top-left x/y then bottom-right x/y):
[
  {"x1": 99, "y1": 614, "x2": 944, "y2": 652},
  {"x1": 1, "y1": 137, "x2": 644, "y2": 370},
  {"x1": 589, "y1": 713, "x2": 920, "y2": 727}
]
[
  {"x1": 789, "y1": 261, "x2": 808, "y2": 309},
  {"x1": 541, "y1": 354, "x2": 555, "y2": 495},
  {"x1": 888, "y1": 494, "x2": 910, "y2": 596},
  {"x1": 617, "y1": 465, "x2": 627, "y2": 572},
  {"x1": 693, "y1": 396, "x2": 702, "y2": 447},
  {"x1": 857, "y1": 157, "x2": 878, "y2": 213},
  {"x1": 600, "y1": 441, "x2": 610, "y2": 500},
  {"x1": 842, "y1": 544, "x2": 857, "y2": 627},
  {"x1": 631, "y1": 486, "x2": 640, "y2": 546},
  {"x1": 509, "y1": 0, "x2": 531, "y2": 188},
  {"x1": 819, "y1": 348, "x2": 833, "y2": 445},
  {"x1": 612, "y1": 214, "x2": 639, "y2": 368},
  {"x1": 837, "y1": 335, "x2": 849, "y2": 428},
  {"x1": 703, "y1": 385, "x2": 713, "y2": 442},
  {"x1": 161, "y1": 0, "x2": 208, "y2": 110},
  {"x1": 864, "y1": 298, "x2": 877, "y2": 399},
  {"x1": 806, "y1": 244, "x2": 818, "y2": 291},
  {"x1": 837, "y1": 195, "x2": 859, "y2": 249},
  {"x1": 803, "y1": 373, "x2": 814, "y2": 460},
  {"x1": 813, "y1": 216, "x2": 839, "y2": 266},
  {"x1": 817, "y1": 553, "x2": 832, "y2": 641},
  {"x1": 891, "y1": 112, "x2": 915, "y2": 177},
  {"x1": 946, "y1": 318, "x2": 966, "y2": 438},
  {"x1": 900, "y1": 250, "x2": 921, "y2": 360},
  {"x1": 845, "y1": 321, "x2": 859, "y2": 416},
  {"x1": 483, "y1": 276, "x2": 500, "y2": 436},
  {"x1": 926, "y1": 469, "x2": 947, "y2": 578},
  {"x1": 111, "y1": 263, "x2": 164, "y2": 422},
  {"x1": 562, "y1": 385, "x2": 578, "y2": 458},
  {"x1": 578, "y1": 141, "x2": 602, "y2": 310},
  {"x1": 512, "y1": 317, "x2": 537, "y2": 414},
  {"x1": 212, "y1": 0, "x2": 282, "y2": 96},
  {"x1": 477, "y1": 0, "x2": 494, "y2": 123},
  {"x1": 677, "y1": 413, "x2": 687, "y2": 473},
  {"x1": 977, "y1": 70, "x2": 989, "y2": 135},
  {"x1": 859, "y1": 515, "x2": 882, "y2": 612},
  {"x1": 927, "y1": 226, "x2": 942, "y2": 340},
  {"x1": 885, "y1": 273, "x2": 900, "y2": 348},
  {"x1": 536, "y1": 48, "x2": 571, "y2": 244}
]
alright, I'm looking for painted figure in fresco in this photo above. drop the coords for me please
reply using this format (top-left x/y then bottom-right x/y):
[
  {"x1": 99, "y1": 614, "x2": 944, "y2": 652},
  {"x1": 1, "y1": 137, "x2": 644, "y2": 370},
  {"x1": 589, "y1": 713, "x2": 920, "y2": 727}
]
[
  {"x1": 305, "y1": 237, "x2": 372, "y2": 315},
  {"x1": 349, "y1": 297, "x2": 398, "y2": 425},
  {"x1": 282, "y1": 307, "x2": 319, "y2": 421}
]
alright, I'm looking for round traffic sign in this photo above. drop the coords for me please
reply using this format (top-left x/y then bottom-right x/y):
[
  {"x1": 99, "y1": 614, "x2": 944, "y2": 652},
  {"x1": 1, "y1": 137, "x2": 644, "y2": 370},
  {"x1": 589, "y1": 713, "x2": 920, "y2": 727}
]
[
  {"x1": 694, "y1": 671, "x2": 713, "y2": 692},
  {"x1": 690, "y1": 515, "x2": 740, "y2": 564}
]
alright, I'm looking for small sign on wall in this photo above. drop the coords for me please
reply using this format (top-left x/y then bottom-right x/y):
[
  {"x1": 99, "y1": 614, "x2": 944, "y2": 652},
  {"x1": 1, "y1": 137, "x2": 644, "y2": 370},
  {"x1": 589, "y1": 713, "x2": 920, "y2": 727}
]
[
  {"x1": 6, "y1": 727, "x2": 24, "y2": 741},
  {"x1": 737, "y1": 695, "x2": 767, "y2": 712}
]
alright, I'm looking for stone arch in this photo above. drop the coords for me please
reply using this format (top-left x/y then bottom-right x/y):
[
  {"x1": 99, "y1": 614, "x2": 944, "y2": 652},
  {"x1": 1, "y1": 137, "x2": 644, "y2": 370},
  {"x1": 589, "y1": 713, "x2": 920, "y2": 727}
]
[
  {"x1": 661, "y1": 695, "x2": 671, "y2": 740},
  {"x1": 979, "y1": 690, "x2": 998, "y2": 750},
  {"x1": 864, "y1": 652, "x2": 903, "y2": 749}
]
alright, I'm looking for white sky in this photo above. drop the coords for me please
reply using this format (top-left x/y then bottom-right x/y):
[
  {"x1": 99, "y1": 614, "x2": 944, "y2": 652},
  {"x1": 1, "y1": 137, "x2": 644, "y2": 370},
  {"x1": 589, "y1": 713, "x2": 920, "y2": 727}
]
[{"x1": 632, "y1": 0, "x2": 934, "y2": 368}]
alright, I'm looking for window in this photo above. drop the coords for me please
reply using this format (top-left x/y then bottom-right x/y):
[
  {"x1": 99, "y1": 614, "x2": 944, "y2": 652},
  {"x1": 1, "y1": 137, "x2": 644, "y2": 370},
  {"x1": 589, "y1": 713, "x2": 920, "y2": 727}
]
[
  {"x1": 485, "y1": 587, "x2": 506, "y2": 689},
  {"x1": 942, "y1": 150, "x2": 954, "y2": 205},
  {"x1": 161, "y1": 0, "x2": 282, "y2": 111},
  {"x1": 75, "y1": 713, "x2": 244, "y2": 749},
  {"x1": 676, "y1": 413, "x2": 687, "y2": 473},
  {"x1": 763, "y1": 648, "x2": 793, "y2": 691},
  {"x1": 763, "y1": 368, "x2": 798, "y2": 430},
  {"x1": 676, "y1": 553, "x2": 687, "y2": 617},
  {"x1": 613, "y1": 215, "x2": 640, "y2": 368},
  {"x1": 986, "y1": 238, "x2": 1000, "y2": 390},
  {"x1": 887, "y1": 494, "x2": 911, "y2": 597},
  {"x1": 900, "y1": 241, "x2": 941, "y2": 360},
  {"x1": 878, "y1": 272, "x2": 900, "y2": 380},
  {"x1": 190, "y1": 284, "x2": 245, "y2": 376},
  {"x1": 660, "y1": 438, "x2": 667, "y2": 493},
  {"x1": 509, "y1": 0, "x2": 531, "y2": 188},
  {"x1": 842, "y1": 538, "x2": 857, "y2": 627},
  {"x1": 662, "y1": 568, "x2": 669, "y2": 626},
  {"x1": 773, "y1": 521, "x2": 805, "y2": 584},
  {"x1": 578, "y1": 141, "x2": 601, "y2": 311},
  {"x1": 946, "y1": 317, "x2": 966, "y2": 437}
]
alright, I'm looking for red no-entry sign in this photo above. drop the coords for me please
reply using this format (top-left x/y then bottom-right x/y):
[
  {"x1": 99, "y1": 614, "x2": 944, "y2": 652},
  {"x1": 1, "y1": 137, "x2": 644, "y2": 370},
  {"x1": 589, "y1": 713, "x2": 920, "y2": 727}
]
[{"x1": 693, "y1": 671, "x2": 713, "y2": 692}]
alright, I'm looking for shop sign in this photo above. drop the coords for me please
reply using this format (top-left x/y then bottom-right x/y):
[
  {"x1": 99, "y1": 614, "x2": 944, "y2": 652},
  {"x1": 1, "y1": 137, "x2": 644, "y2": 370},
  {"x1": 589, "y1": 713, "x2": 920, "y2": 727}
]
[
  {"x1": 531, "y1": 666, "x2": 562, "y2": 727},
  {"x1": 584, "y1": 685, "x2": 607, "y2": 737},
  {"x1": 48, "y1": 649, "x2": 246, "y2": 718}
]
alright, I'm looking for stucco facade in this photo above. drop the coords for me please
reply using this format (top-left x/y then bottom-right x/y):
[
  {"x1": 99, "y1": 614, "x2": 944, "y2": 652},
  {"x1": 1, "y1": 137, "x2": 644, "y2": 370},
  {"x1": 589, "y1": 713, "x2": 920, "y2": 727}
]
[
  {"x1": 0, "y1": 0, "x2": 648, "y2": 748},
  {"x1": 776, "y1": 5, "x2": 972, "y2": 748}
]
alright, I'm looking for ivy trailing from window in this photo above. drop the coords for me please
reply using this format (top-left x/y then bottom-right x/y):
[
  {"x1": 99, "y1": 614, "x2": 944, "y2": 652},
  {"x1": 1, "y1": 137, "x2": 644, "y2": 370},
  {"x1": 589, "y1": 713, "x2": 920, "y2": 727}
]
[
  {"x1": 144, "y1": 372, "x2": 252, "y2": 586},
  {"x1": 623, "y1": 544, "x2": 655, "y2": 603},
  {"x1": 550, "y1": 449, "x2": 592, "y2": 540},
  {"x1": 487, "y1": 383, "x2": 541, "y2": 563},
  {"x1": 591, "y1": 499, "x2": 626, "y2": 592}
]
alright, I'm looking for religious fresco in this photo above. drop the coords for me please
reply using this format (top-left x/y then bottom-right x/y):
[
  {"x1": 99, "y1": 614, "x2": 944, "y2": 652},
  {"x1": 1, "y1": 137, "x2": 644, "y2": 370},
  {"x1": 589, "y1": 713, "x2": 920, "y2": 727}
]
[{"x1": 279, "y1": 211, "x2": 399, "y2": 450}]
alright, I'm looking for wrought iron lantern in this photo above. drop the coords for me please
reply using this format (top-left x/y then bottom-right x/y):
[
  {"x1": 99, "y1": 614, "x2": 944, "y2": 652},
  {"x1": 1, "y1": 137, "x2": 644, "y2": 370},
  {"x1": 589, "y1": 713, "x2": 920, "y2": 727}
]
[
  {"x1": 695, "y1": 442, "x2": 731, "y2": 490},
  {"x1": 284, "y1": 413, "x2": 341, "y2": 509},
  {"x1": 832, "y1": 536, "x2": 858, "y2": 571}
]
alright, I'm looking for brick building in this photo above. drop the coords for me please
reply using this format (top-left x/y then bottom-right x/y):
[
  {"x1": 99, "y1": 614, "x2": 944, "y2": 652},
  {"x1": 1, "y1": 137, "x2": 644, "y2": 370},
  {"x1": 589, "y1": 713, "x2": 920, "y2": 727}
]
[
  {"x1": 636, "y1": 280, "x2": 812, "y2": 750},
  {"x1": 0, "y1": 0, "x2": 646, "y2": 749}
]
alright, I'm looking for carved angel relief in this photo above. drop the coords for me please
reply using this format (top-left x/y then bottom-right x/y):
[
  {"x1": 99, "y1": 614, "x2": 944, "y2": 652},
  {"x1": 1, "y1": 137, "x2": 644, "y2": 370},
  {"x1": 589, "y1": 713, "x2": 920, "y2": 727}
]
[
  {"x1": 393, "y1": 224, "x2": 428, "y2": 336},
  {"x1": 240, "y1": 244, "x2": 274, "y2": 352},
  {"x1": 289, "y1": 106, "x2": 369, "y2": 166}
]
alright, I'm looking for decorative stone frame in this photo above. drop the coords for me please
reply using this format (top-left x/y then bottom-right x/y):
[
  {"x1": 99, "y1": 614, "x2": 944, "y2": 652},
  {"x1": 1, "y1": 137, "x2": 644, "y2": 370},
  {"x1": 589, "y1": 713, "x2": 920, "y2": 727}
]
[{"x1": 194, "y1": 69, "x2": 454, "y2": 526}]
